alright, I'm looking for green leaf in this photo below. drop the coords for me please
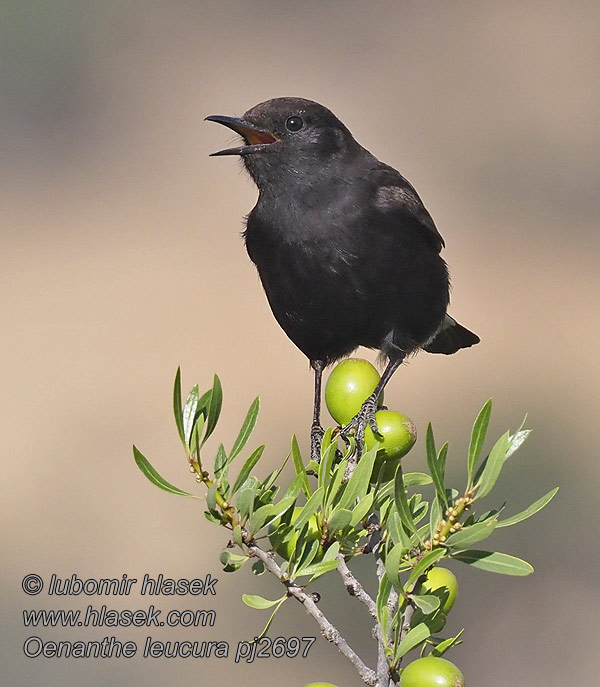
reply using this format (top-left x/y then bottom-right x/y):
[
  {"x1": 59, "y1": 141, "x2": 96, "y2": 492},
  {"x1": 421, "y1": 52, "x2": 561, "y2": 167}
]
[
  {"x1": 233, "y1": 524, "x2": 244, "y2": 548},
  {"x1": 426, "y1": 424, "x2": 447, "y2": 510},
  {"x1": 388, "y1": 509, "x2": 412, "y2": 549},
  {"x1": 242, "y1": 593, "x2": 286, "y2": 610},
  {"x1": 202, "y1": 374, "x2": 223, "y2": 446},
  {"x1": 214, "y1": 443, "x2": 228, "y2": 479},
  {"x1": 133, "y1": 445, "x2": 197, "y2": 498},
  {"x1": 350, "y1": 492, "x2": 374, "y2": 526},
  {"x1": 324, "y1": 460, "x2": 347, "y2": 512},
  {"x1": 429, "y1": 497, "x2": 442, "y2": 542},
  {"x1": 248, "y1": 504, "x2": 274, "y2": 535},
  {"x1": 468, "y1": 399, "x2": 492, "y2": 485},
  {"x1": 394, "y1": 465, "x2": 418, "y2": 538},
  {"x1": 229, "y1": 397, "x2": 260, "y2": 460},
  {"x1": 206, "y1": 481, "x2": 219, "y2": 514},
  {"x1": 294, "y1": 487, "x2": 324, "y2": 531},
  {"x1": 173, "y1": 368, "x2": 185, "y2": 445},
  {"x1": 404, "y1": 472, "x2": 434, "y2": 487},
  {"x1": 291, "y1": 435, "x2": 312, "y2": 499},
  {"x1": 395, "y1": 622, "x2": 431, "y2": 660},
  {"x1": 446, "y1": 519, "x2": 497, "y2": 548},
  {"x1": 337, "y1": 447, "x2": 377, "y2": 510},
  {"x1": 231, "y1": 445, "x2": 265, "y2": 494},
  {"x1": 327, "y1": 508, "x2": 352, "y2": 534},
  {"x1": 497, "y1": 487, "x2": 559, "y2": 528},
  {"x1": 430, "y1": 629, "x2": 464, "y2": 658},
  {"x1": 235, "y1": 483, "x2": 256, "y2": 520},
  {"x1": 318, "y1": 438, "x2": 338, "y2": 491},
  {"x1": 411, "y1": 594, "x2": 441, "y2": 615},
  {"x1": 182, "y1": 384, "x2": 200, "y2": 446},
  {"x1": 376, "y1": 572, "x2": 392, "y2": 629},
  {"x1": 474, "y1": 431, "x2": 510, "y2": 499},
  {"x1": 301, "y1": 559, "x2": 340, "y2": 579},
  {"x1": 407, "y1": 548, "x2": 446, "y2": 588},
  {"x1": 384, "y1": 542, "x2": 406, "y2": 589},
  {"x1": 451, "y1": 549, "x2": 534, "y2": 575}
]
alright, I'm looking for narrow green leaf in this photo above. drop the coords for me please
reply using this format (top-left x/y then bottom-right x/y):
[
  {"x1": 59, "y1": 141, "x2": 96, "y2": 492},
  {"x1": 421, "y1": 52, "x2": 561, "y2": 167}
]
[
  {"x1": 426, "y1": 424, "x2": 447, "y2": 510},
  {"x1": 183, "y1": 384, "x2": 200, "y2": 445},
  {"x1": 384, "y1": 542, "x2": 406, "y2": 589},
  {"x1": 327, "y1": 508, "x2": 352, "y2": 534},
  {"x1": 231, "y1": 445, "x2": 265, "y2": 494},
  {"x1": 429, "y1": 497, "x2": 442, "y2": 542},
  {"x1": 283, "y1": 473, "x2": 305, "y2": 500},
  {"x1": 350, "y1": 492, "x2": 374, "y2": 526},
  {"x1": 431, "y1": 629, "x2": 464, "y2": 658},
  {"x1": 301, "y1": 559, "x2": 340, "y2": 579},
  {"x1": 324, "y1": 460, "x2": 347, "y2": 512},
  {"x1": 337, "y1": 447, "x2": 377, "y2": 510},
  {"x1": 318, "y1": 438, "x2": 338, "y2": 491},
  {"x1": 388, "y1": 509, "x2": 412, "y2": 549},
  {"x1": 395, "y1": 622, "x2": 431, "y2": 660},
  {"x1": 404, "y1": 472, "x2": 434, "y2": 487},
  {"x1": 214, "y1": 443, "x2": 228, "y2": 479},
  {"x1": 407, "y1": 548, "x2": 446, "y2": 588},
  {"x1": 394, "y1": 465, "x2": 418, "y2": 537},
  {"x1": 291, "y1": 435, "x2": 312, "y2": 499},
  {"x1": 248, "y1": 504, "x2": 274, "y2": 535},
  {"x1": 446, "y1": 519, "x2": 497, "y2": 548},
  {"x1": 206, "y1": 481, "x2": 219, "y2": 514},
  {"x1": 321, "y1": 540, "x2": 339, "y2": 563},
  {"x1": 235, "y1": 483, "x2": 256, "y2": 519},
  {"x1": 202, "y1": 374, "x2": 223, "y2": 445},
  {"x1": 233, "y1": 524, "x2": 244, "y2": 548},
  {"x1": 376, "y1": 572, "x2": 392, "y2": 629},
  {"x1": 173, "y1": 368, "x2": 185, "y2": 445},
  {"x1": 294, "y1": 487, "x2": 324, "y2": 531},
  {"x1": 475, "y1": 431, "x2": 510, "y2": 498},
  {"x1": 411, "y1": 594, "x2": 441, "y2": 615},
  {"x1": 229, "y1": 397, "x2": 260, "y2": 460},
  {"x1": 497, "y1": 487, "x2": 559, "y2": 528},
  {"x1": 242, "y1": 593, "x2": 286, "y2": 610},
  {"x1": 451, "y1": 549, "x2": 534, "y2": 575},
  {"x1": 133, "y1": 445, "x2": 197, "y2": 498},
  {"x1": 468, "y1": 399, "x2": 492, "y2": 485}
]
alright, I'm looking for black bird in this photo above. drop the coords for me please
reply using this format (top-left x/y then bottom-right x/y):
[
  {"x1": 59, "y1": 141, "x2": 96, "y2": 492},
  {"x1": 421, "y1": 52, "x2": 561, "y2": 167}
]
[{"x1": 206, "y1": 98, "x2": 479, "y2": 457}]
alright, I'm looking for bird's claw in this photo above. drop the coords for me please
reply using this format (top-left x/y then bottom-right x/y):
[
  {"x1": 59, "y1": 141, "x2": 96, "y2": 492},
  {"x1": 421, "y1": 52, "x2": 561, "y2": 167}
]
[{"x1": 341, "y1": 393, "x2": 381, "y2": 454}]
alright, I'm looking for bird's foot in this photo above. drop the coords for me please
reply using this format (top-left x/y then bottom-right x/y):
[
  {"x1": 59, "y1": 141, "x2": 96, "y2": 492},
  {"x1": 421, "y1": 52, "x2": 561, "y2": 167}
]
[
  {"x1": 310, "y1": 422, "x2": 325, "y2": 463},
  {"x1": 341, "y1": 393, "x2": 381, "y2": 456}
]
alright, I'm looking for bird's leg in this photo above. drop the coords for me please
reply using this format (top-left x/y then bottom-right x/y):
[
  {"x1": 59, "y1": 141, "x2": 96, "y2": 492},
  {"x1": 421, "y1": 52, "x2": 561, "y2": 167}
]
[
  {"x1": 341, "y1": 356, "x2": 404, "y2": 455},
  {"x1": 310, "y1": 360, "x2": 326, "y2": 462}
]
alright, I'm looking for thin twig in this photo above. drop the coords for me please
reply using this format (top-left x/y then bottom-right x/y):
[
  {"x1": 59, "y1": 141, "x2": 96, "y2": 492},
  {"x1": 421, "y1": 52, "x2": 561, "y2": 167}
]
[
  {"x1": 336, "y1": 555, "x2": 377, "y2": 619},
  {"x1": 248, "y1": 543, "x2": 377, "y2": 686}
]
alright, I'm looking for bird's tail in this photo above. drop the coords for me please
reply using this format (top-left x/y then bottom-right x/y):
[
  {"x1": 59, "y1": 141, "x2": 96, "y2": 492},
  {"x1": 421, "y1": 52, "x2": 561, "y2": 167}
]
[{"x1": 423, "y1": 315, "x2": 480, "y2": 355}]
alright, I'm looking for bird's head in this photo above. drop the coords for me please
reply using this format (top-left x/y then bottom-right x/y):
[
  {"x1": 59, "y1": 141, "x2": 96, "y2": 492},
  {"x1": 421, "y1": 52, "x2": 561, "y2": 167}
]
[{"x1": 206, "y1": 97, "x2": 361, "y2": 188}]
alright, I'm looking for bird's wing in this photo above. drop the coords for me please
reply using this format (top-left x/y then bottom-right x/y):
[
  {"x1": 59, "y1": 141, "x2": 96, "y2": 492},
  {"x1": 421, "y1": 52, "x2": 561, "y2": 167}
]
[{"x1": 369, "y1": 165, "x2": 445, "y2": 252}]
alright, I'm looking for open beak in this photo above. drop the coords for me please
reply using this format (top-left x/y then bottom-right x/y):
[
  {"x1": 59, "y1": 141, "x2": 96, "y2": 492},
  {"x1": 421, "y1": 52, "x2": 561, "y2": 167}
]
[{"x1": 205, "y1": 115, "x2": 279, "y2": 156}]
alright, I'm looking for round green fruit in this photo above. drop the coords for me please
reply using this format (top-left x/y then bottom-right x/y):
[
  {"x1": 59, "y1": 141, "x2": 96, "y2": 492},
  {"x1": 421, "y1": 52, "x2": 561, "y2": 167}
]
[
  {"x1": 325, "y1": 358, "x2": 383, "y2": 426},
  {"x1": 401, "y1": 656, "x2": 464, "y2": 687},
  {"x1": 422, "y1": 567, "x2": 458, "y2": 614},
  {"x1": 364, "y1": 410, "x2": 417, "y2": 460},
  {"x1": 269, "y1": 507, "x2": 322, "y2": 562},
  {"x1": 304, "y1": 683, "x2": 339, "y2": 687}
]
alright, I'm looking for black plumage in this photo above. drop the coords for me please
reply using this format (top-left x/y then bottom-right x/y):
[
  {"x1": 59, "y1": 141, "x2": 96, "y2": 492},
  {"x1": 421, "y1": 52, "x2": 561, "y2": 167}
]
[{"x1": 207, "y1": 97, "x2": 479, "y2": 454}]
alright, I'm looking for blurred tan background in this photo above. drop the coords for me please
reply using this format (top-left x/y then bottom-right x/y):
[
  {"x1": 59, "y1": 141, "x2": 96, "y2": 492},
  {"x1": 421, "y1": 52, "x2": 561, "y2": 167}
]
[{"x1": 2, "y1": 1, "x2": 599, "y2": 685}]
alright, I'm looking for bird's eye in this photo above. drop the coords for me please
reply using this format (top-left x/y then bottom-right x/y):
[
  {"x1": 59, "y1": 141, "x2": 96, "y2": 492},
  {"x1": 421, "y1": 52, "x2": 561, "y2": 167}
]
[{"x1": 285, "y1": 115, "x2": 304, "y2": 132}]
